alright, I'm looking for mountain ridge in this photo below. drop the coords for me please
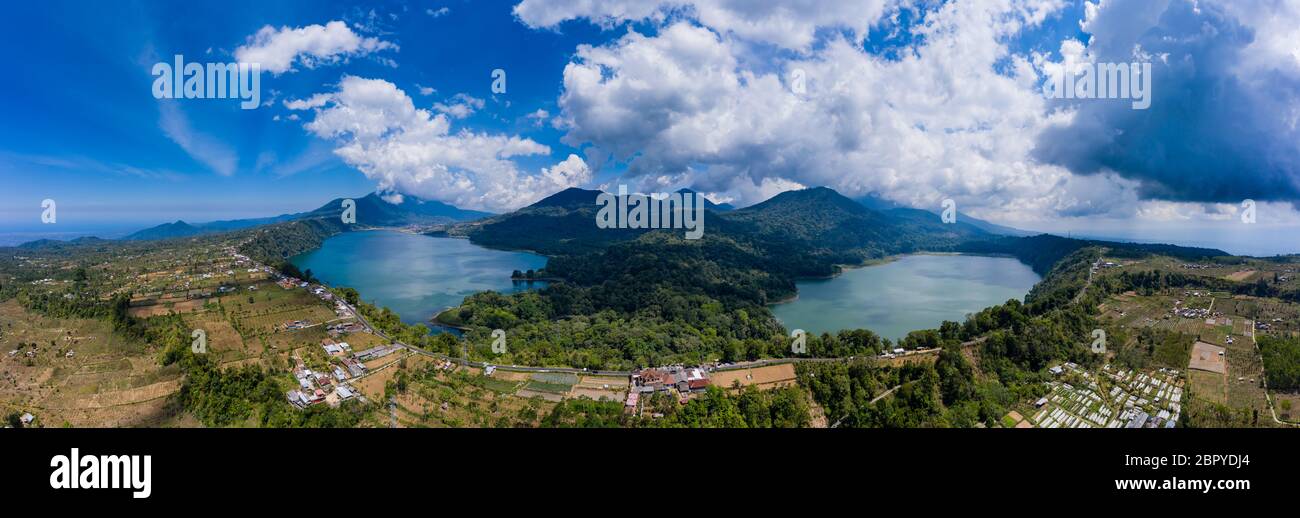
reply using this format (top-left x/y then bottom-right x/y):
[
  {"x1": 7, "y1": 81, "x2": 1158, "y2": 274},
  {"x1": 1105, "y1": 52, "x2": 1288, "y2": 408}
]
[{"x1": 123, "y1": 192, "x2": 491, "y2": 241}]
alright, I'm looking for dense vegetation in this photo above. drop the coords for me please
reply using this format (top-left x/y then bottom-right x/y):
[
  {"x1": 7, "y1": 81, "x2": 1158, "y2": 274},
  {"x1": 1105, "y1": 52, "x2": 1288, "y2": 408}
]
[
  {"x1": 541, "y1": 385, "x2": 811, "y2": 428},
  {"x1": 237, "y1": 217, "x2": 349, "y2": 267},
  {"x1": 439, "y1": 187, "x2": 992, "y2": 368},
  {"x1": 340, "y1": 287, "x2": 461, "y2": 356},
  {"x1": 177, "y1": 351, "x2": 369, "y2": 427},
  {"x1": 142, "y1": 310, "x2": 371, "y2": 427},
  {"x1": 958, "y1": 234, "x2": 1226, "y2": 276},
  {"x1": 1260, "y1": 335, "x2": 1300, "y2": 391}
]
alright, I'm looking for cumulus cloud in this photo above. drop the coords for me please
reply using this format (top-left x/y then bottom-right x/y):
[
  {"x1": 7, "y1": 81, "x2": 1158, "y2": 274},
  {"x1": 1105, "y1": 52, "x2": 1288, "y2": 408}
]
[
  {"x1": 1033, "y1": 0, "x2": 1300, "y2": 204},
  {"x1": 234, "y1": 20, "x2": 397, "y2": 75},
  {"x1": 552, "y1": 2, "x2": 1137, "y2": 221},
  {"x1": 531, "y1": 0, "x2": 1300, "y2": 226},
  {"x1": 299, "y1": 76, "x2": 590, "y2": 211},
  {"x1": 525, "y1": 108, "x2": 550, "y2": 126},
  {"x1": 432, "y1": 93, "x2": 485, "y2": 119},
  {"x1": 284, "y1": 93, "x2": 331, "y2": 110},
  {"x1": 513, "y1": 0, "x2": 891, "y2": 51}
]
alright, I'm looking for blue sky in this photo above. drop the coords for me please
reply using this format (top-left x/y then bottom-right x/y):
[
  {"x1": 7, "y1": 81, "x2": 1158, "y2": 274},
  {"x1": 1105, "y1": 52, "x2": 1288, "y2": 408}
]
[
  {"x1": 2, "y1": 0, "x2": 1298, "y2": 255},
  {"x1": 0, "y1": 0, "x2": 615, "y2": 228}
]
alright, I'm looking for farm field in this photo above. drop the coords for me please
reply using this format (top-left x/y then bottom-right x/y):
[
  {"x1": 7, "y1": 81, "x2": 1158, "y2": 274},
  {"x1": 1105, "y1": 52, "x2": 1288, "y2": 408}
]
[
  {"x1": 568, "y1": 374, "x2": 627, "y2": 401},
  {"x1": 711, "y1": 364, "x2": 798, "y2": 392},
  {"x1": 385, "y1": 361, "x2": 557, "y2": 428},
  {"x1": 0, "y1": 300, "x2": 186, "y2": 427},
  {"x1": 1092, "y1": 256, "x2": 1300, "y2": 428}
]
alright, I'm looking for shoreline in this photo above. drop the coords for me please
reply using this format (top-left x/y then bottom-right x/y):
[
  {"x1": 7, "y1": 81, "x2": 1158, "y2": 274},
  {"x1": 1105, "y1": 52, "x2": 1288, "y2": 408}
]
[
  {"x1": 429, "y1": 306, "x2": 471, "y2": 332},
  {"x1": 289, "y1": 228, "x2": 547, "y2": 334},
  {"x1": 768, "y1": 251, "x2": 1036, "y2": 309},
  {"x1": 779, "y1": 251, "x2": 1028, "y2": 290}
]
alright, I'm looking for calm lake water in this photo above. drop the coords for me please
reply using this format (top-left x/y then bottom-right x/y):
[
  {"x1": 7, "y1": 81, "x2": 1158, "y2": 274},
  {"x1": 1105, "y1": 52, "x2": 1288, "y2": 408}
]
[
  {"x1": 771, "y1": 254, "x2": 1040, "y2": 341},
  {"x1": 290, "y1": 230, "x2": 547, "y2": 326}
]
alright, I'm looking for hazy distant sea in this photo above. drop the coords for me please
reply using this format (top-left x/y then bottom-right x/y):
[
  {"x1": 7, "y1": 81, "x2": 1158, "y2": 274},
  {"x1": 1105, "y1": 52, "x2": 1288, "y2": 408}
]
[
  {"x1": 1066, "y1": 226, "x2": 1300, "y2": 258},
  {"x1": 0, "y1": 224, "x2": 136, "y2": 246}
]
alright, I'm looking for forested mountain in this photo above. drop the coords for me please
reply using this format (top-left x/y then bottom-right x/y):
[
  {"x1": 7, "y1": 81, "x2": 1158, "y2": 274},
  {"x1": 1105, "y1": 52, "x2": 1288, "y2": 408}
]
[
  {"x1": 678, "y1": 188, "x2": 734, "y2": 211},
  {"x1": 122, "y1": 220, "x2": 205, "y2": 240},
  {"x1": 437, "y1": 188, "x2": 639, "y2": 255},
  {"x1": 15, "y1": 236, "x2": 113, "y2": 250},
  {"x1": 456, "y1": 185, "x2": 988, "y2": 276},
  {"x1": 122, "y1": 192, "x2": 489, "y2": 242},
  {"x1": 958, "y1": 234, "x2": 1228, "y2": 275},
  {"x1": 853, "y1": 193, "x2": 1032, "y2": 236},
  {"x1": 304, "y1": 192, "x2": 492, "y2": 226},
  {"x1": 237, "y1": 217, "x2": 352, "y2": 266}
]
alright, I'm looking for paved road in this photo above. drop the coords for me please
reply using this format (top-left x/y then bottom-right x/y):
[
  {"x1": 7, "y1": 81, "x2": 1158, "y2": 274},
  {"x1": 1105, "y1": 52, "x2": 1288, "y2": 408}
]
[
  {"x1": 395, "y1": 342, "x2": 942, "y2": 377},
  {"x1": 1072, "y1": 253, "x2": 1107, "y2": 305}
]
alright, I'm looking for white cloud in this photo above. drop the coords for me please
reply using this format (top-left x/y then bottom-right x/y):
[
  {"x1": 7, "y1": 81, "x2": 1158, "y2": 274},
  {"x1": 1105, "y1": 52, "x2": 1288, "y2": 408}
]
[
  {"x1": 513, "y1": 0, "x2": 892, "y2": 51},
  {"x1": 234, "y1": 20, "x2": 397, "y2": 75},
  {"x1": 511, "y1": 0, "x2": 1300, "y2": 229},
  {"x1": 525, "y1": 108, "x2": 550, "y2": 126},
  {"x1": 302, "y1": 76, "x2": 590, "y2": 211},
  {"x1": 427, "y1": 7, "x2": 451, "y2": 18},
  {"x1": 416, "y1": 84, "x2": 436, "y2": 96},
  {"x1": 158, "y1": 102, "x2": 238, "y2": 177},
  {"x1": 432, "y1": 93, "x2": 485, "y2": 119},
  {"x1": 540, "y1": 0, "x2": 1292, "y2": 227},
  {"x1": 284, "y1": 93, "x2": 332, "y2": 110}
]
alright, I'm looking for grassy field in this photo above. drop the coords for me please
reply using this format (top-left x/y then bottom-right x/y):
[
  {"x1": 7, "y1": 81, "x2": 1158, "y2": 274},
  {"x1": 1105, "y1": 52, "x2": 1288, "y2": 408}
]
[
  {"x1": 1094, "y1": 260, "x2": 1295, "y2": 428},
  {"x1": 0, "y1": 300, "x2": 187, "y2": 427},
  {"x1": 389, "y1": 363, "x2": 556, "y2": 428}
]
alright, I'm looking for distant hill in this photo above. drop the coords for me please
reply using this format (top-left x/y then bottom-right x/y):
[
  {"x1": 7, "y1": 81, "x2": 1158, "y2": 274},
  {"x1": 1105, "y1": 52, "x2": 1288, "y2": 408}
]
[
  {"x1": 957, "y1": 216, "x2": 1034, "y2": 237},
  {"x1": 448, "y1": 185, "x2": 990, "y2": 271},
  {"x1": 124, "y1": 192, "x2": 491, "y2": 241},
  {"x1": 438, "y1": 186, "x2": 745, "y2": 255},
  {"x1": 440, "y1": 187, "x2": 638, "y2": 255},
  {"x1": 123, "y1": 220, "x2": 203, "y2": 240},
  {"x1": 446, "y1": 183, "x2": 1233, "y2": 281},
  {"x1": 527, "y1": 187, "x2": 605, "y2": 209},
  {"x1": 732, "y1": 187, "x2": 880, "y2": 234},
  {"x1": 854, "y1": 193, "x2": 1032, "y2": 237},
  {"x1": 303, "y1": 192, "x2": 492, "y2": 226},
  {"x1": 718, "y1": 187, "x2": 990, "y2": 267},
  {"x1": 678, "y1": 188, "x2": 734, "y2": 211},
  {"x1": 15, "y1": 236, "x2": 112, "y2": 250},
  {"x1": 958, "y1": 234, "x2": 1229, "y2": 274}
]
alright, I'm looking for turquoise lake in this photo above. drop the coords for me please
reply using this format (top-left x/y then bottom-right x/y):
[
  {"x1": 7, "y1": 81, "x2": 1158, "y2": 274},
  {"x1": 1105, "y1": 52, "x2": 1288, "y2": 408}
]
[
  {"x1": 770, "y1": 254, "x2": 1041, "y2": 341},
  {"x1": 290, "y1": 230, "x2": 547, "y2": 326}
]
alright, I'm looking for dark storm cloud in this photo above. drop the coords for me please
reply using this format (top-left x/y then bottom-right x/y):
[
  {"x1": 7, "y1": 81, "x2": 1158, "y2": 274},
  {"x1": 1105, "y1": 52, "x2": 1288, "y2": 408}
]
[{"x1": 1033, "y1": 0, "x2": 1300, "y2": 204}]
